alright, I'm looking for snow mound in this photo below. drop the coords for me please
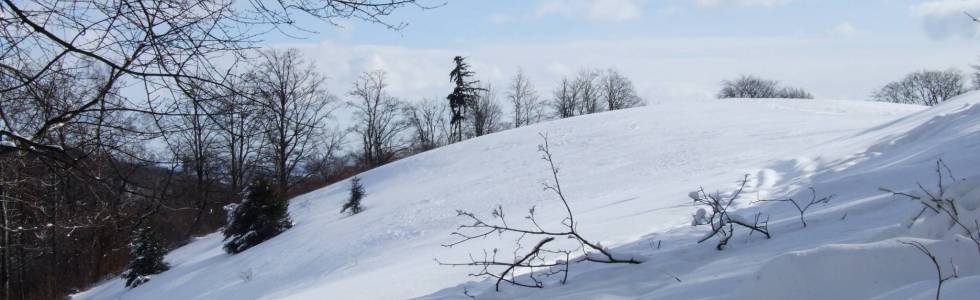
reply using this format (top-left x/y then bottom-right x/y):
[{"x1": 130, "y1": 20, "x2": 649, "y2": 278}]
[{"x1": 732, "y1": 238, "x2": 980, "y2": 300}]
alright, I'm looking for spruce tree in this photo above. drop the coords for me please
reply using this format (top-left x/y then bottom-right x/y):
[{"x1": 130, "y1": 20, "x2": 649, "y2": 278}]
[
  {"x1": 122, "y1": 225, "x2": 170, "y2": 288},
  {"x1": 223, "y1": 177, "x2": 293, "y2": 254},
  {"x1": 341, "y1": 177, "x2": 366, "y2": 215},
  {"x1": 447, "y1": 56, "x2": 482, "y2": 143}
]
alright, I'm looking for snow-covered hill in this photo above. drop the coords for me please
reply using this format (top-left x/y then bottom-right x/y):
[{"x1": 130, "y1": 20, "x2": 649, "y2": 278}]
[{"x1": 75, "y1": 95, "x2": 980, "y2": 300}]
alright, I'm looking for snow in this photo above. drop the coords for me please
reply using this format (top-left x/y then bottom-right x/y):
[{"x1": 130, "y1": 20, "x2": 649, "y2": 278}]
[{"x1": 73, "y1": 93, "x2": 980, "y2": 300}]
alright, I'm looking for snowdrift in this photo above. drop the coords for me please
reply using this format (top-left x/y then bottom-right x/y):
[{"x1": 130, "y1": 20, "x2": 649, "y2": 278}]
[{"x1": 75, "y1": 94, "x2": 980, "y2": 300}]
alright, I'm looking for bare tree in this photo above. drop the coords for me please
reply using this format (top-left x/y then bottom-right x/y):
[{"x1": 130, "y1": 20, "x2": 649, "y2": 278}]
[
  {"x1": 469, "y1": 83, "x2": 504, "y2": 137},
  {"x1": 552, "y1": 77, "x2": 578, "y2": 119},
  {"x1": 296, "y1": 126, "x2": 348, "y2": 193},
  {"x1": 507, "y1": 69, "x2": 545, "y2": 128},
  {"x1": 601, "y1": 68, "x2": 644, "y2": 110},
  {"x1": 873, "y1": 70, "x2": 966, "y2": 106},
  {"x1": 173, "y1": 85, "x2": 223, "y2": 236},
  {"x1": 403, "y1": 98, "x2": 448, "y2": 152},
  {"x1": 348, "y1": 70, "x2": 407, "y2": 168},
  {"x1": 718, "y1": 76, "x2": 780, "y2": 98},
  {"x1": 573, "y1": 69, "x2": 603, "y2": 115},
  {"x1": 252, "y1": 48, "x2": 335, "y2": 198},
  {"x1": 214, "y1": 76, "x2": 265, "y2": 196},
  {"x1": 718, "y1": 75, "x2": 813, "y2": 99}
]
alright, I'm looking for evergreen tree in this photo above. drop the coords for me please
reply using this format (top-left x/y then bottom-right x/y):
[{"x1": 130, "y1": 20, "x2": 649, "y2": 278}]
[
  {"x1": 341, "y1": 177, "x2": 366, "y2": 215},
  {"x1": 122, "y1": 225, "x2": 170, "y2": 288},
  {"x1": 223, "y1": 177, "x2": 293, "y2": 254},
  {"x1": 447, "y1": 56, "x2": 482, "y2": 143}
]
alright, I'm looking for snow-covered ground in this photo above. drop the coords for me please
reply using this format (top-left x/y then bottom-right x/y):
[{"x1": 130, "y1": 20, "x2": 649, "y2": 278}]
[{"x1": 75, "y1": 94, "x2": 980, "y2": 300}]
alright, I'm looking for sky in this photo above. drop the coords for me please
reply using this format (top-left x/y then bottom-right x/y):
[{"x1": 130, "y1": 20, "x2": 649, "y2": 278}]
[{"x1": 264, "y1": 0, "x2": 980, "y2": 103}]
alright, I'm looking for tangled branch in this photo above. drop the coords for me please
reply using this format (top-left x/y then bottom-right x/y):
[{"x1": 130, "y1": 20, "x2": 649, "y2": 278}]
[
  {"x1": 690, "y1": 175, "x2": 771, "y2": 250},
  {"x1": 757, "y1": 187, "x2": 834, "y2": 228},
  {"x1": 881, "y1": 159, "x2": 980, "y2": 254},
  {"x1": 438, "y1": 133, "x2": 640, "y2": 291}
]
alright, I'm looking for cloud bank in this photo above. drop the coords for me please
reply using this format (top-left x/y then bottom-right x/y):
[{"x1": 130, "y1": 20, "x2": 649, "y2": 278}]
[{"x1": 912, "y1": 0, "x2": 980, "y2": 39}]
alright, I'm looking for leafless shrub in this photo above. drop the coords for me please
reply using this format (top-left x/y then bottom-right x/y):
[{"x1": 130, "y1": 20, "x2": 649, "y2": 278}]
[
  {"x1": 239, "y1": 268, "x2": 254, "y2": 283},
  {"x1": 899, "y1": 240, "x2": 958, "y2": 300},
  {"x1": 777, "y1": 87, "x2": 814, "y2": 99},
  {"x1": 689, "y1": 175, "x2": 771, "y2": 250},
  {"x1": 757, "y1": 187, "x2": 834, "y2": 228},
  {"x1": 438, "y1": 134, "x2": 640, "y2": 291},
  {"x1": 872, "y1": 70, "x2": 966, "y2": 106},
  {"x1": 718, "y1": 75, "x2": 813, "y2": 99},
  {"x1": 880, "y1": 159, "x2": 980, "y2": 253}
]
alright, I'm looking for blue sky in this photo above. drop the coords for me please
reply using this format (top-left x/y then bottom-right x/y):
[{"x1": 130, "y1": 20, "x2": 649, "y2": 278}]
[{"x1": 265, "y1": 0, "x2": 980, "y2": 102}]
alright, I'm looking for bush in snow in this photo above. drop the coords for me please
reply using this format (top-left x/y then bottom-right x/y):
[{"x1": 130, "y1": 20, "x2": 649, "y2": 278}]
[
  {"x1": 122, "y1": 225, "x2": 170, "y2": 288},
  {"x1": 717, "y1": 75, "x2": 814, "y2": 99},
  {"x1": 341, "y1": 176, "x2": 366, "y2": 215},
  {"x1": 872, "y1": 69, "x2": 966, "y2": 106},
  {"x1": 881, "y1": 159, "x2": 980, "y2": 253},
  {"x1": 882, "y1": 160, "x2": 980, "y2": 300},
  {"x1": 223, "y1": 177, "x2": 293, "y2": 254},
  {"x1": 439, "y1": 134, "x2": 640, "y2": 292},
  {"x1": 689, "y1": 175, "x2": 771, "y2": 250}
]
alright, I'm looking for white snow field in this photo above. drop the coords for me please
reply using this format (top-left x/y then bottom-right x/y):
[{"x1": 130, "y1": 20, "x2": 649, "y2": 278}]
[{"x1": 75, "y1": 94, "x2": 980, "y2": 300}]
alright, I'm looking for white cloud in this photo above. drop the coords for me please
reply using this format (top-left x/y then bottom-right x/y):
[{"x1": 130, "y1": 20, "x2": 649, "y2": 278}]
[
  {"x1": 911, "y1": 0, "x2": 980, "y2": 39},
  {"x1": 535, "y1": 0, "x2": 643, "y2": 22},
  {"x1": 694, "y1": 0, "x2": 795, "y2": 8},
  {"x1": 828, "y1": 22, "x2": 865, "y2": 38}
]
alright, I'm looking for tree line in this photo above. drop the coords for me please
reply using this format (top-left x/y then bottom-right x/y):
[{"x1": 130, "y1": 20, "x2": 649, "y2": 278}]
[
  {"x1": 0, "y1": 0, "x2": 441, "y2": 298},
  {"x1": 716, "y1": 67, "x2": 976, "y2": 106}
]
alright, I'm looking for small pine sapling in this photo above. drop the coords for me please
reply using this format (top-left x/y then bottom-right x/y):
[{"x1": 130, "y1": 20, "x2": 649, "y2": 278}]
[
  {"x1": 342, "y1": 177, "x2": 366, "y2": 215},
  {"x1": 223, "y1": 177, "x2": 293, "y2": 254},
  {"x1": 122, "y1": 225, "x2": 170, "y2": 288}
]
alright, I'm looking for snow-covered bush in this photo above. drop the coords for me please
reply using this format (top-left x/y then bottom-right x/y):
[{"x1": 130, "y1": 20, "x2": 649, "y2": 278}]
[
  {"x1": 223, "y1": 177, "x2": 293, "y2": 254},
  {"x1": 122, "y1": 225, "x2": 170, "y2": 288}
]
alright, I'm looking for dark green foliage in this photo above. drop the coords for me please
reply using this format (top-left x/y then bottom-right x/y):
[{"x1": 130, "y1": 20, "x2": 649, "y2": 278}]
[
  {"x1": 447, "y1": 56, "x2": 483, "y2": 142},
  {"x1": 341, "y1": 177, "x2": 366, "y2": 215},
  {"x1": 123, "y1": 225, "x2": 171, "y2": 288},
  {"x1": 223, "y1": 177, "x2": 293, "y2": 254}
]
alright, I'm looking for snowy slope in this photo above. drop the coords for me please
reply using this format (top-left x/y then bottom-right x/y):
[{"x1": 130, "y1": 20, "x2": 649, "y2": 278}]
[{"x1": 74, "y1": 95, "x2": 980, "y2": 300}]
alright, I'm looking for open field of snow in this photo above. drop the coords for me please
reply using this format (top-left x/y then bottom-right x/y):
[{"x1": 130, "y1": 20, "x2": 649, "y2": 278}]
[{"x1": 75, "y1": 94, "x2": 980, "y2": 300}]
